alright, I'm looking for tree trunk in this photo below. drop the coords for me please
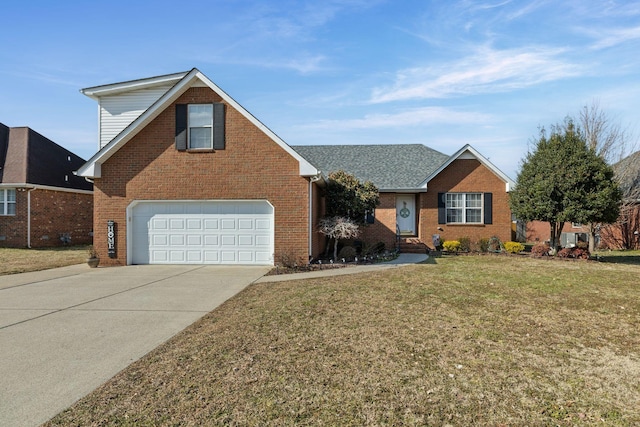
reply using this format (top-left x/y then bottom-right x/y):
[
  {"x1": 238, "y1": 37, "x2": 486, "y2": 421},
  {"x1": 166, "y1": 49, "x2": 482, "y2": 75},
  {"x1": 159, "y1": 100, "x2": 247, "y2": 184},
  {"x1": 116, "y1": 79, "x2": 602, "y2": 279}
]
[
  {"x1": 549, "y1": 221, "x2": 565, "y2": 251},
  {"x1": 333, "y1": 238, "x2": 339, "y2": 260}
]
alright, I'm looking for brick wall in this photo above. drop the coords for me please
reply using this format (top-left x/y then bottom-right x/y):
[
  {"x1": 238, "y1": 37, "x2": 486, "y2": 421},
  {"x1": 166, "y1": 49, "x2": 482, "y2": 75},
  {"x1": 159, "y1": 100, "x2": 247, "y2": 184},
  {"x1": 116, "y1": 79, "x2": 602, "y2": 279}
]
[
  {"x1": 93, "y1": 86, "x2": 311, "y2": 266},
  {"x1": 360, "y1": 192, "x2": 397, "y2": 251},
  {"x1": 421, "y1": 159, "x2": 512, "y2": 247},
  {"x1": 0, "y1": 188, "x2": 93, "y2": 248}
]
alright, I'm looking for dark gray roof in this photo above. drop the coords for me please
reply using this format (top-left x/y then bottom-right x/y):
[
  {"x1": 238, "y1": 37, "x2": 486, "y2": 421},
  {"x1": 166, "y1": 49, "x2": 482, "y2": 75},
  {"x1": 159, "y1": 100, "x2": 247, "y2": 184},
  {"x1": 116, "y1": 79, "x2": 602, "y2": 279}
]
[
  {"x1": 292, "y1": 144, "x2": 449, "y2": 190},
  {"x1": 0, "y1": 123, "x2": 92, "y2": 191},
  {"x1": 614, "y1": 150, "x2": 640, "y2": 198}
]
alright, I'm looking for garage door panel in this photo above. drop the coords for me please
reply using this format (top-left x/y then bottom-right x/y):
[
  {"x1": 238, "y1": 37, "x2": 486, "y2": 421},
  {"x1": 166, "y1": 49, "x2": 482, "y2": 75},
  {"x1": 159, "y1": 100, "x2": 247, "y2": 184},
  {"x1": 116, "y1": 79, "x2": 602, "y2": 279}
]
[
  {"x1": 238, "y1": 219, "x2": 253, "y2": 229},
  {"x1": 203, "y1": 235, "x2": 219, "y2": 246},
  {"x1": 221, "y1": 219, "x2": 236, "y2": 230},
  {"x1": 186, "y1": 219, "x2": 202, "y2": 230},
  {"x1": 255, "y1": 235, "x2": 271, "y2": 246},
  {"x1": 131, "y1": 201, "x2": 273, "y2": 265}
]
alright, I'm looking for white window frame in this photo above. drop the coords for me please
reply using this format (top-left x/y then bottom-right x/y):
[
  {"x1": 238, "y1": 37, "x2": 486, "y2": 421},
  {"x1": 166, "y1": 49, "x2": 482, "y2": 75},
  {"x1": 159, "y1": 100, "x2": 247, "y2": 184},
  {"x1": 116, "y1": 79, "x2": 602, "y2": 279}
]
[
  {"x1": 0, "y1": 188, "x2": 16, "y2": 216},
  {"x1": 445, "y1": 192, "x2": 483, "y2": 224},
  {"x1": 187, "y1": 104, "x2": 213, "y2": 149}
]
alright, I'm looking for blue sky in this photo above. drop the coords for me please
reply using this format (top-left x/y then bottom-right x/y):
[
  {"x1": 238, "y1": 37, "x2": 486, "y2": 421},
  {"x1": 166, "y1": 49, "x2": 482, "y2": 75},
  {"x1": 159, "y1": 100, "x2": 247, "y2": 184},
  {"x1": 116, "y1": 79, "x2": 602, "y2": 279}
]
[{"x1": 1, "y1": 0, "x2": 639, "y2": 179}]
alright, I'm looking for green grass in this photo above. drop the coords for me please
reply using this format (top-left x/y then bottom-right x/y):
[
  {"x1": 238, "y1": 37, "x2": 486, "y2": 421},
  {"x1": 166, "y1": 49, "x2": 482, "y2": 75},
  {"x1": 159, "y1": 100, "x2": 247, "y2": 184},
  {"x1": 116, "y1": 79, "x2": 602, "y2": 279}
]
[
  {"x1": 0, "y1": 246, "x2": 89, "y2": 275},
  {"x1": 46, "y1": 255, "x2": 640, "y2": 426}
]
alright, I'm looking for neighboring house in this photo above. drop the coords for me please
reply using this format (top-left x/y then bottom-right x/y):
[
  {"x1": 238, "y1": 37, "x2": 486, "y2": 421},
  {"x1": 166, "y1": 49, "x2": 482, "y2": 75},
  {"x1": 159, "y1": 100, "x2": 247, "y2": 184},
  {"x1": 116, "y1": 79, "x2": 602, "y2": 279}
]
[
  {"x1": 77, "y1": 68, "x2": 515, "y2": 266},
  {"x1": 0, "y1": 123, "x2": 93, "y2": 248},
  {"x1": 295, "y1": 144, "x2": 515, "y2": 253}
]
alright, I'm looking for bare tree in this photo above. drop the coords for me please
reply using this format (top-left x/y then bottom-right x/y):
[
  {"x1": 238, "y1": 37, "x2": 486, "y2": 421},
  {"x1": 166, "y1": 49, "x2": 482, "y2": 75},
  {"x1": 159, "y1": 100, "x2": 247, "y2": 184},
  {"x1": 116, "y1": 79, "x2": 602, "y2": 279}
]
[
  {"x1": 318, "y1": 216, "x2": 360, "y2": 260},
  {"x1": 579, "y1": 100, "x2": 637, "y2": 251}
]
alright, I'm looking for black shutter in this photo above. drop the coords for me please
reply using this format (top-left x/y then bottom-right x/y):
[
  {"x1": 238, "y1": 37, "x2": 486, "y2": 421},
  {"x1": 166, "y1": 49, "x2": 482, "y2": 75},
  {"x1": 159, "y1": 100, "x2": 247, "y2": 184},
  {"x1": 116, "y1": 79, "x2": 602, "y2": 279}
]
[
  {"x1": 175, "y1": 104, "x2": 187, "y2": 151},
  {"x1": 484, "y1": 193, "x2": 493, "y2": 224},
  {"x1": 438, "y1": 193, "x2": 446, "y2": 224},
  {"x1": 213, "y1": 103, "x2": 225, "y2": 150}
]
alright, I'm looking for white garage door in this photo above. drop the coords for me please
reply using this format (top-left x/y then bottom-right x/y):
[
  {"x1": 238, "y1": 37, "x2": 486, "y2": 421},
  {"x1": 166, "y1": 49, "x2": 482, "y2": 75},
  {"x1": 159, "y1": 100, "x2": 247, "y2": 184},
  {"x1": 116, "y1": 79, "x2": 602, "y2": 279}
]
[{"x1": 130, "y1": 201, "x2": 274, "y2": 265}]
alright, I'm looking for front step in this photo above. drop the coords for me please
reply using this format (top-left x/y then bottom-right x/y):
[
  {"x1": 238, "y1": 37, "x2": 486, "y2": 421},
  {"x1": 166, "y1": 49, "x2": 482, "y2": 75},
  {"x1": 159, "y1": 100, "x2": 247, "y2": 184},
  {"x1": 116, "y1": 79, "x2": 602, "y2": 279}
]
[{"x1": 398, "y1": 238, "x2": 429, "y2": 254}]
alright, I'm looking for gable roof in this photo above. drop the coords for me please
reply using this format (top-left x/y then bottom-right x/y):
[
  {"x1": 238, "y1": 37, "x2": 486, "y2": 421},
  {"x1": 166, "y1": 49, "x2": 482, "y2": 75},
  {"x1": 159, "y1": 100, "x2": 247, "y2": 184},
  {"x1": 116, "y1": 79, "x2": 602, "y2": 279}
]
[
  {"x1": 293, "y1": 144, "x2": 449, "y2": 191},
  {"x1": 77, "y1": 68, "x2": 319, "y2": 178},
  {"x1": 0, "y1": 123, "x2": 92, "y2": 191},
  {"x1": 418, "y1": 144, "x2": 515, "y2": 191}
]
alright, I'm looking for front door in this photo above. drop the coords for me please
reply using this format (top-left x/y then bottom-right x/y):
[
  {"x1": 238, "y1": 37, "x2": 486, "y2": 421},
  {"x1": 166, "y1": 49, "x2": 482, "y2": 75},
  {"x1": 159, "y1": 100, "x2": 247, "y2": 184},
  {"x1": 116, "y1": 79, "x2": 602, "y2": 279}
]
[{"x1": 396, "y1": 195, "x2": 416, "y2": 236}]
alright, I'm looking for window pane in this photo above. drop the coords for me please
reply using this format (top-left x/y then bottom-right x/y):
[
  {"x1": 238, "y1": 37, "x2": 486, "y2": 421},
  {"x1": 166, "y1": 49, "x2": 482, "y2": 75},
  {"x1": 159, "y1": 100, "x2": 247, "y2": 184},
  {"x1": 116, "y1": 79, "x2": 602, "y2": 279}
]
[
  {"x1": 465, "y1": 208, "x2": 481, "y2": 223},
  {"x1": 189, "y1": 128, "x2": 212, "y2": 149},
  {"x1": 466, "y1": 193, "x2": 481, "y2": 207},
  {"x1": 0, "y1": 190, "x2": 4, "y2": 203},
  {"x1": 7, "y1": 189, "x2": 16, "y2": 202},
  {"x1": 188, "y1": 104, "x2": 213, "y2": 127},
  {"x1": 7, "y1": 203, "x2": 15, "y2": 215},
  {"x1": 447, "y1": 208, "x2": 462, "y2": 223},
  {"x1": 446, "y1": 193, "x2": 463, "y2": 208}
]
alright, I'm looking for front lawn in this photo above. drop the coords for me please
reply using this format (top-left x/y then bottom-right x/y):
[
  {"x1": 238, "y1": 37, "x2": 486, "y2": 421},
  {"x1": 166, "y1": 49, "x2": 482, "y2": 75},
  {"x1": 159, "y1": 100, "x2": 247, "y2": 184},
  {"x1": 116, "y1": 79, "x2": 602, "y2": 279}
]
[
  {"x1": 46, "y1": 255, "x2": 639, "y2": 426},
  {"x1": 0, "y1": 246, "x2": 89, "y2": 275}
]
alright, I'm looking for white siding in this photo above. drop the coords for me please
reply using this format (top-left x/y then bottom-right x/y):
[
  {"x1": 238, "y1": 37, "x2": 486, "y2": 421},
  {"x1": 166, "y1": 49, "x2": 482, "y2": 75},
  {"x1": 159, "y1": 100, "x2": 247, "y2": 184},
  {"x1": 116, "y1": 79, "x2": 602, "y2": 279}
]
[{"x1": 98, "y1": 84, "x2": 174, "y2": 148}]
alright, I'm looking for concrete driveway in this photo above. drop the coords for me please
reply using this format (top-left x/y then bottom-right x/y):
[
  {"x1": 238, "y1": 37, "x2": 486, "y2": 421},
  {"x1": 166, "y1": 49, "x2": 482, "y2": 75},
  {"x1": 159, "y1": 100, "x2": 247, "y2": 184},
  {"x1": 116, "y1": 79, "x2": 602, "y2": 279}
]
[{"x1": 0, "y1": 264, "x2": 269, "y2": 427}]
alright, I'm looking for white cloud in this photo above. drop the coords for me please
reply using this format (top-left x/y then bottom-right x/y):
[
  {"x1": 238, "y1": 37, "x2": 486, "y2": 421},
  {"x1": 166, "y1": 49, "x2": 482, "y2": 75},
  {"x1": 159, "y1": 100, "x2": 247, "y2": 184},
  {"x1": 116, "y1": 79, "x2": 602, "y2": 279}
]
[
  {"x1": 300, "y1": 107, "x2": 491, "y2": 130},
  {"x1": 370, "y1": 46, "x2": 580, "y2": 103},
  {"x1": 589, "y1": 26, "x2": 640, "y2": 50}
]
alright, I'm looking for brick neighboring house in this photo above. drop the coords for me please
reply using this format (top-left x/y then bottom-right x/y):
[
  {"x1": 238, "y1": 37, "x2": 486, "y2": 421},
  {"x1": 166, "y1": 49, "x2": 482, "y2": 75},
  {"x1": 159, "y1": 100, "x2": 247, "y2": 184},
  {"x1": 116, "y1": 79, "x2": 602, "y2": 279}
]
[
  {"x1": 0, "y1": 123, "x2": 93, "y2": 248},
  {"x1": 77, "y1": 68, "x2": 515, "y2": 266}
]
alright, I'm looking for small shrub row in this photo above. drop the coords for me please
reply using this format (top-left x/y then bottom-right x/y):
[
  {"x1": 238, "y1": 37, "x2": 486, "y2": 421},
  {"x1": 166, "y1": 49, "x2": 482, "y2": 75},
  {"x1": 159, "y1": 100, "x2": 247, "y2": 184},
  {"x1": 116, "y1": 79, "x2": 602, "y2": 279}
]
[{"x1": 557, "y1": 247, "x2": 590, "y2": 259}]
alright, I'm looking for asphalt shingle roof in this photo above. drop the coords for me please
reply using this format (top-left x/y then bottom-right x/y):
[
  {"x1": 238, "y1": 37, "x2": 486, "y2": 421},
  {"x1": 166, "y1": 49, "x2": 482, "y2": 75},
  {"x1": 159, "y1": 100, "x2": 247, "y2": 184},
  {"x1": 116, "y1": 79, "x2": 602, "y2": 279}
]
[
  {"x1": 0, "y1": 123, "x2": 92, "y2": 191},
  {"x1": 292, "y1": 144, "x2": 449, "y2": 190}
]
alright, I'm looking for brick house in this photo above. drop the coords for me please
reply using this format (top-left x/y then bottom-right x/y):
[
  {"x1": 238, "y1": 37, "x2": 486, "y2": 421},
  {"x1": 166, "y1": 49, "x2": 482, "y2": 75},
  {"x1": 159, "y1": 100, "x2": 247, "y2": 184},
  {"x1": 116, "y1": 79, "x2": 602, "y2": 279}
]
[
  {"x1": 296, "y1": 144, "x2": 515, "y2": 253},
  {"x1": 77, "y1": 69, "x2": 514, "y2": 266},
  {"x1": 0, "y1": 123, "x2": 93, "y2": 248}
]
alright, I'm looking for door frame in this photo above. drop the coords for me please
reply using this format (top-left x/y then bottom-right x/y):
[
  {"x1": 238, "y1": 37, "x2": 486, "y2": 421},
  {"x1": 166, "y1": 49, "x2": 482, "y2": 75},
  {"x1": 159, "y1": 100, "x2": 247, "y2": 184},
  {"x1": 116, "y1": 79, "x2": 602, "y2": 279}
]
[{"x1": 396, "y1": 194, "x2": 417, "y2": 236}]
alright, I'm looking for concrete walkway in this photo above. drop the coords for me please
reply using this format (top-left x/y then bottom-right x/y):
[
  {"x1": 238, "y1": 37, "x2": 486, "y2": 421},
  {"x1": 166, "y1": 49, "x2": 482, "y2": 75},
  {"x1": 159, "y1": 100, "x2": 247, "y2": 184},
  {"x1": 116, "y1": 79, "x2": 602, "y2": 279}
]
[
  {"x1": 0, "y1": 264, "x2": 269, "y2": 427},
  {"x1": 256, "y1": 253, "x2": 429, "y2": 283}
]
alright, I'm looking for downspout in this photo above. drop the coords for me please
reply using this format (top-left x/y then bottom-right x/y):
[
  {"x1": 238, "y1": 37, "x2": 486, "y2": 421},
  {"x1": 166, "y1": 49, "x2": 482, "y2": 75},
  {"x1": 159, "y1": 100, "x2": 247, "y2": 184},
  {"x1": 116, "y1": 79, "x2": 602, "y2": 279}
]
[
  {"x1": 27, "y1": 187, "x2": 36, "y2": 248},
  {"x1": 308, "y1": 174, "x2": 322, "y2": 260}
]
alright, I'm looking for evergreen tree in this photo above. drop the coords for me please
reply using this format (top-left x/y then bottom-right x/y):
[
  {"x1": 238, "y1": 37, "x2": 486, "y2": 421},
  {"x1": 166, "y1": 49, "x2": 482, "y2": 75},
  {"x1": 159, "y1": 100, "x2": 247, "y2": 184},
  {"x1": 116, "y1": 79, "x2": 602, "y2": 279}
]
[{"x1": 510, "y1": 119, "x2": 622, "y2": 250}]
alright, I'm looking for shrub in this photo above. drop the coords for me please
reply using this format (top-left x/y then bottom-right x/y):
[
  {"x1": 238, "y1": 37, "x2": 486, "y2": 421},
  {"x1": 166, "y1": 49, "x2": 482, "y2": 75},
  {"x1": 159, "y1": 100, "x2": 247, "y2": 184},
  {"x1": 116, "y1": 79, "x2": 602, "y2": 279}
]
[
  {"x1": 364, "y1": 241, "x2": 385, "y2": 255},
  {"x1": 458, "y1": 236, "x2": 471, "y2": 252},
  {"x1": 443, "y1": 240, "x2": 461, "y2": 252},
  {"x1": 557, "y1": 247, "x2": 590, "y2": 259},
  {"x1": 504, "y1": 241, "x2": 525, "y2": 254},
  {"x1": 530, "y1": 243, "x2": 550, "y2": 257},
  {"x1": 277, "y1": 251, "x2": 305, "y2": 268},
  {"x1": 338, "y1": 245, "x2": 357, "y2": 260},
  {"x1": 478, "y1": 238, "x2": 490, "y2": 252}
]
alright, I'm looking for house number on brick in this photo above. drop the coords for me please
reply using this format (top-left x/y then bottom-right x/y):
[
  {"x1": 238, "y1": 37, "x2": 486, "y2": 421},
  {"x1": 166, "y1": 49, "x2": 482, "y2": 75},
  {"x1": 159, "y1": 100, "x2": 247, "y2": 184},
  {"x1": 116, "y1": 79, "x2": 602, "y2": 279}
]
[{"x1": 107, "y1": 220, "x2": 116, "y2": 258}]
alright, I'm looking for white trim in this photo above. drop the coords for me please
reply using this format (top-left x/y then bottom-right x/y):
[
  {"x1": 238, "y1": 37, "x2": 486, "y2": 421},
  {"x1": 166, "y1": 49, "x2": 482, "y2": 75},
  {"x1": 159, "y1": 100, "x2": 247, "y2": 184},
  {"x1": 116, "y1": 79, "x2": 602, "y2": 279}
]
[
  {"x1": 0, "y1": 183, "x2": 93, "y2": 194},
  {"x1": 78, "y1": 68, "x2": 320, "y2": 178},
  {"x1": 418, "y1": 144, "x2": 515, "y2": 192},
  {"x1": 81, "y1": 71, "x2": 189, "y2": 99}
]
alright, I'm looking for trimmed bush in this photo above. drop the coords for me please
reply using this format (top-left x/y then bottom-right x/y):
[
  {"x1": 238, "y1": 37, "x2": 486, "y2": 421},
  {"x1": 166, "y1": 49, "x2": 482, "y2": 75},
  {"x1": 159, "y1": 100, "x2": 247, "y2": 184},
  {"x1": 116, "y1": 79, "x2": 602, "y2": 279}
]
[
  {"x1": 557, "y1": 247, "x2": 590, "y2": 259},
  {"x1": 530, "y1": 244, "x2": 550, "y2": 257},
  {"x1": 443, "y1": 240, "x2": 461, "y2": 252},
  {"x1": 504, "y1": 241, "x2": 525, "y2": 254},
  {"x1": 338, "y1": 245, "x2": 357, "y2": 260},
  {"x1": 458, "y1": 236, "x2": 471, "y2": 252},
  {"x1": 478, "y1": 238, "x2": 490, "y2": 252}
]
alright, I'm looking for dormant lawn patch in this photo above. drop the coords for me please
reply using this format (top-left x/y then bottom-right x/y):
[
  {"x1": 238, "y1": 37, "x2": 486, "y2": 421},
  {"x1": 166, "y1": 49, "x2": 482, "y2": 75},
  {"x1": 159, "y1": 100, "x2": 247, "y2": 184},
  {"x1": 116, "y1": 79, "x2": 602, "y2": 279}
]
[
  {"x1": 0, "y1": 246, "x2": 88, "y2": 275},
  {"x1": 46, "y1": 256, "x2": 639, "y2": 426}
]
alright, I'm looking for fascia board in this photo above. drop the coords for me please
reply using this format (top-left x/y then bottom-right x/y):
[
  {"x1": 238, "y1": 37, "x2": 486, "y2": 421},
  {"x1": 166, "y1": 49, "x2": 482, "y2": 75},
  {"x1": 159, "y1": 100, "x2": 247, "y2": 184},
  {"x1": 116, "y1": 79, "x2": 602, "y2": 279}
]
[
  {"x1": 81, "y1": 71, "x2": 190, "y2": 100},
  {"x1": 418, "y1": 144, "x2": 516, "y2": 192}
]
